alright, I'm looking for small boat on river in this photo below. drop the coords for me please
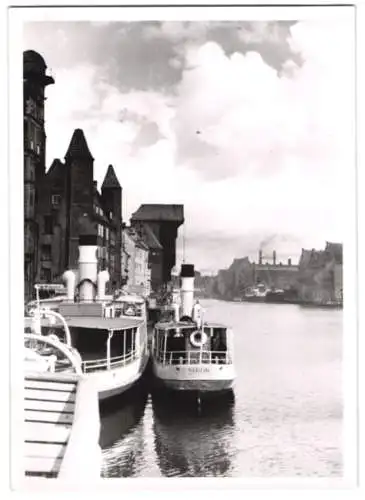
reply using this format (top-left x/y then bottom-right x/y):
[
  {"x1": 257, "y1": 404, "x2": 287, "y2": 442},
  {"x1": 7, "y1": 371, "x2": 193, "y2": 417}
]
[
  {"x1": 24, "y1": 234, "x2": 149, "y2": 401},
  {"x1": 242, "y1": 283, "x2": 268, "y2": 302},
  {"x1": 150, "y1": 264, "x2": 235, "y2": 394}
]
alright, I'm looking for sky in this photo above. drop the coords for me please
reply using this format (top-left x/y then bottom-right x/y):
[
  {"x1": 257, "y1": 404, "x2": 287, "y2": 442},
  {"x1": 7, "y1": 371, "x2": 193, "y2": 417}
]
[{"x1": 23, "y1": 14, "x2": 355, "y2": 274}]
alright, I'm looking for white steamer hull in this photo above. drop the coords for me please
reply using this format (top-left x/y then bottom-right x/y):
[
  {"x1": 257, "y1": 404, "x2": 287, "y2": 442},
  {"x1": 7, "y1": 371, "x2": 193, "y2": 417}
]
[
  {"x1": 152, "y1": 361, "x2": 235, "y2": 392},
  {"x1": 86, "y1": 351, "x2": 149, "y2": 400}
]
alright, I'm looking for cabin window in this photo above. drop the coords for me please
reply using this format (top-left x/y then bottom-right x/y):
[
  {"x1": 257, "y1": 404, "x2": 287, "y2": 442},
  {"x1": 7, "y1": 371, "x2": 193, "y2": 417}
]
[
  {"x1": 165, "y1": 328, "x2": 185, "y2": 356},
  {"x1": 211, "y1": 327, "x2": 227, "y2": 352},
  {"x1": 121, "y1": 302, "x2": 143, "y2": 317}
]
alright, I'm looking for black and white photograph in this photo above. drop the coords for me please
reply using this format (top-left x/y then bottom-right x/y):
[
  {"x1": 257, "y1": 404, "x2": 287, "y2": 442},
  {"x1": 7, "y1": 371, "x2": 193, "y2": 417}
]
[{"x1": 6, "y1": 0, "x2": 360, "y2": 492}]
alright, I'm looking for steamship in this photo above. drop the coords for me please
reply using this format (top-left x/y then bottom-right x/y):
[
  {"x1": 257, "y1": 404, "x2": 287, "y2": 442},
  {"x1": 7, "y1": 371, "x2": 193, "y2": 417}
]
[
  {"x1": 150, "y1": 264, "x2": 235, "y2": 394},
  {"x1": 25, "y1": 235, "x2": 149, "y2": 400}
]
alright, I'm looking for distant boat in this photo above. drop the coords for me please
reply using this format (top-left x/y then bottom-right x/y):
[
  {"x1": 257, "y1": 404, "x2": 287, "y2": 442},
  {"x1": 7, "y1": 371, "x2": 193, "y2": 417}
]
[
  {"x1": 265, "y1": 288, "x2": 286, "y2": 303},
  {"x1": 242, "y1": 283, "x2": 268, "y2": 302}
]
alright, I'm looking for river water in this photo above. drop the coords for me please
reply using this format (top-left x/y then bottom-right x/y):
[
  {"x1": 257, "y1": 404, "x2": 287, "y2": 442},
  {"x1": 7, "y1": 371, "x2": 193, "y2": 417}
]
[{"x1": 99, "y1": 300, "x2": 342, "y2": 478}]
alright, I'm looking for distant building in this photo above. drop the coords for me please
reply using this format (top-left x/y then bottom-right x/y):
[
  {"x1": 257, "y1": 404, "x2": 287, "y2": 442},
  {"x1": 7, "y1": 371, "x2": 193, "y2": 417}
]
[
  {"x1": 23, "y1": 50, "x2": 54, "y2": 301},
  {"x1": 122, "y1": 226, "x2": 151, "y2": 296},
  {"x1": 253, "y1": 249, "x2": 299, "y2": 290},
  {"x1": 209, "y1": 250, "x2": 299, "y2": 299},
  {"x1": 297, "y1": 242, "x2": 343, "y2": 303},
  {"x1": 131, "y1": 204, "x2": 184, "y2": 290}
]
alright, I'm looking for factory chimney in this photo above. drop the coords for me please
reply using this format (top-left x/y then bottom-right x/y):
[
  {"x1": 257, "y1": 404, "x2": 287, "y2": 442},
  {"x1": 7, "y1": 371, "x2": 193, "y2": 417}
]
[
  {"x1": 273, "y1": 250, "x2": 276, "y2": 266},
  {"x1": 259, "y1": 249, "x2": 263, "y2": 265}
]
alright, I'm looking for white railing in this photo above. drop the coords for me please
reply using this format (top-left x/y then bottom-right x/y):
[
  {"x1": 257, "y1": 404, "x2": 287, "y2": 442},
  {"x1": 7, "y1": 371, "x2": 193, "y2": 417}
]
[
  {"x1": 81, "y1": 348, "x2": 140, "y2": 373},
  {"x1": 154, "y1": 350, "x2": 233, "y2": 366},
  {"x1": 24, "y1": 333, "x2": 83, "y2": 375}
]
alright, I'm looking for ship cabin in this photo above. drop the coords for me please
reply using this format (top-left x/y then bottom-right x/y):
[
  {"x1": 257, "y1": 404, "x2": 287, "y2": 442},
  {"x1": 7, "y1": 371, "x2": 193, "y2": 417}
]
[
  {"x1": 152, "y1": 321, "x2": 233, "y2": 366},
  {"x1": 25, "y1": 294, "x2": 148, "y2": 374}
]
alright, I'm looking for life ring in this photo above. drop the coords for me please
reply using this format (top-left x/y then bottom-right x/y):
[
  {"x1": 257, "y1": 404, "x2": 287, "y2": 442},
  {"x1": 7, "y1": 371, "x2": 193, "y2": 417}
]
[{"x1": 190, "y1": 330, "x2": 208, "y2": 348}]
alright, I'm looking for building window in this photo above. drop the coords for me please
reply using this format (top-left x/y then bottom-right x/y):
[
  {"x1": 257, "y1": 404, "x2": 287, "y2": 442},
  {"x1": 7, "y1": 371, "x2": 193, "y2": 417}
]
[
  {"x1": 40, "y1": 267, "x2": 52, "y2": 282},
  {"x1": 98, "y1": 224, "x2": 104, "y2": 237},
  {"x1": 41, "y1": 244, "x2": 52, "y2": 261},
  {"x1": 51, "y1": 194, "x2": 61, "y2": 207},
  {"x1": 105, "y1": 227, "x2": 109, "y2": 241},
  {"x1": 110, "y1": 231, "x2": 116, "y2": 246},
  {"x1": 44, "y1": 215, "x2": 53, "y2": 235},
  {"x1": 24, "y1": 157, "x2": 34, "y2": 182}
]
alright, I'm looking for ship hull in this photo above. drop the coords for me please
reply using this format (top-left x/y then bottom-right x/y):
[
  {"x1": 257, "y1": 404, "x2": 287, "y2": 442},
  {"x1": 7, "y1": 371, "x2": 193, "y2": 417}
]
[
  {"x1": 85, "y1": 350, "x2": 150, "y2": 401},
  {"x1": 156, "y1": 378, "x2": 234, "y2": 392},
  {"x1": 152, "y1": 361, "x2": 235, "y2": 393},
  {"x1": 242, "y1": 296, "x2": 266, "y2": 302}
]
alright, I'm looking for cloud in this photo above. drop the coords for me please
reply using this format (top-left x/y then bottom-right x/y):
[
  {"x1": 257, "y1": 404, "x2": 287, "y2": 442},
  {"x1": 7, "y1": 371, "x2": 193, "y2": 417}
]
[{"x1": 26, "y1": 18, "x2": 354, "y2": 272}]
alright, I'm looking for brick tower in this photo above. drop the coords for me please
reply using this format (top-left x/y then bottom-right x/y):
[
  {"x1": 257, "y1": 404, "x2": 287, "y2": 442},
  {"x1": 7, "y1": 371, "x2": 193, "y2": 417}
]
[
  {"x1": 64, "y1": 129, "x2": 95, "y2": 269},
  {"x1": 101, "y1": 165, "x2": 122, "y2": 289}
]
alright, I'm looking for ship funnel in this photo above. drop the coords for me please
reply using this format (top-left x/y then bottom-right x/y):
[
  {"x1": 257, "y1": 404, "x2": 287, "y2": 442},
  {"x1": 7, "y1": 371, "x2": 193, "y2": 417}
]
[
  {"x1": 78, "y1": 235, "x2": 98, "y2": 302},
  {"x1": 63, "y1": 270, "x2": 76, "y2": 301},
  {"x1": 97, "y1": 270, "x2": 110, "y2": 300},
  {"x1": 180, "y1": 264, "x2": 195, "y2": 318}
]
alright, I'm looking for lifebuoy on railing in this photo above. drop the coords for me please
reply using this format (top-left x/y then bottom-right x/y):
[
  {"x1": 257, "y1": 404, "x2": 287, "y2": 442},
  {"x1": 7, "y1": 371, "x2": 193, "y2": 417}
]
[{"x1": 189, "y1": 330, "x2": 208, "y2": 348}]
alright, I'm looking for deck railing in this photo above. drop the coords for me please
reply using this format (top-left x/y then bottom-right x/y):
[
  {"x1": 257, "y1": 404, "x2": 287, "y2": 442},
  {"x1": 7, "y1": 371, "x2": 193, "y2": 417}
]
[
  {"x1": 154, "y1": 350, "x2": 233, "y2": 366},
  {"x1": 81, "y1": 348, "x2": 140, "y2": 373}
]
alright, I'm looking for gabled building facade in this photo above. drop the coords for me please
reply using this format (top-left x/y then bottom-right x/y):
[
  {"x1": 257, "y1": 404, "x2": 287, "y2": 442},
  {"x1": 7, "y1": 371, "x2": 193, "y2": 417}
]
[
  {"x1": 36, "y1": 129, "x2": 123, "y2": 293},
  {"x1": 122, "y1": 225, "x2": 151, "y2": 296}
]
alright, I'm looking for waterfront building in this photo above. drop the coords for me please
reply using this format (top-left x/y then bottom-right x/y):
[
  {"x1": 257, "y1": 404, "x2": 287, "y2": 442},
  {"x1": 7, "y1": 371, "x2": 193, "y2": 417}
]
[
  {"x1": 210, "y1": 250, "x2": 298, "y2": 300},
  {"x1": 23, "y1": 50, "x2": 54, "y2": 301},
  {"x1": 297, "y1": 242, "x2": 343, "y2": 303},
  {"x1": 253, "y1": 250, "x2": 299, "y2": 290},
  {"x1": 36, "y1": 129, "x2": 123, "y2": 294},
  {"x1": 131, "y1": 204, "x2": 184, "y2": 290},
  {"x1": 122, "y1": 226, "x2": 151, "y2": 296}
]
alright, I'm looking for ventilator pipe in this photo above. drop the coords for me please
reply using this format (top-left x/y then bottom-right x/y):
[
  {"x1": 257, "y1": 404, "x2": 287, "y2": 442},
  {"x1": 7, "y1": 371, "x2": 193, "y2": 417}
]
[
  {"x1": 97, "y1": 270, "x2": 110, "y2": 301},
  {"x1": 63, "y1": 270, "x2": 77, "y2": 301},
  {"x1": 172, "y1": 302, "x2": 180, "y2": 322},
  {"x1": 78, "y1": 235, "x2": 98, "y2": 302},
  {"x1": 180, "y1": 264, "x2": 195, "y2": 319}
]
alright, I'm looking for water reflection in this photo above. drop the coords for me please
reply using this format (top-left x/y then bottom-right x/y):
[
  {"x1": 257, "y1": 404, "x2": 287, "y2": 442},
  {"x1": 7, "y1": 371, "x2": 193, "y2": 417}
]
[
  {"x1": 152, "y1": 390, "x2": 236, "y2": 477},
  {"x1": 100, "y1": 382, "x2": 148, "y2": 477}
]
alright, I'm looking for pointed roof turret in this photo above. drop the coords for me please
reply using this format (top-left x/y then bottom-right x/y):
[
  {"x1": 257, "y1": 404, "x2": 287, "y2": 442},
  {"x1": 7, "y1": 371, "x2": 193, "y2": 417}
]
[
  {"x1": 101, "y1": 164, "x2": 121, "y2": 189},
  {"x1": 65, "y1": 129, "x2": 94, "y2": 161}
]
